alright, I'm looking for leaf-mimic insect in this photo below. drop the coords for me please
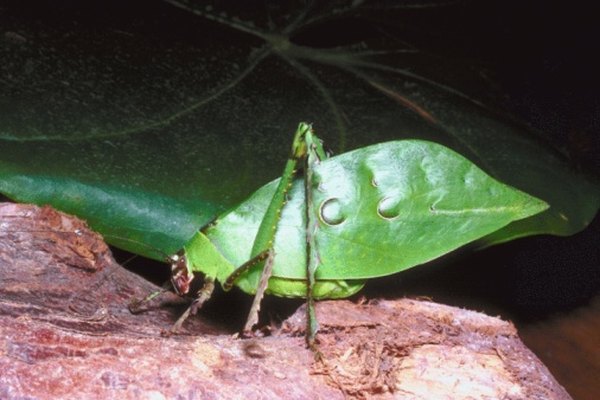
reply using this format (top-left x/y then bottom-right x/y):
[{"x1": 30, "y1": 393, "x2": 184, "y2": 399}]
[{"x1": 161, "y1": 122, "x2": 547, "y2": 345}]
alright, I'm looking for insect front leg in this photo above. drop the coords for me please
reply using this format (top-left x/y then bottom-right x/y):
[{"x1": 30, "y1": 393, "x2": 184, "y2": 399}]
[{"x1": 168, "y1": 277, "x2": 215, "y2": 334}]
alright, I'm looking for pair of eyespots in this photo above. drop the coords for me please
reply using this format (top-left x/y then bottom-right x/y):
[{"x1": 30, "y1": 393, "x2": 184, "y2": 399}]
[{"x1": 318, "y1": 196, "x2": 403, "y2": 226}]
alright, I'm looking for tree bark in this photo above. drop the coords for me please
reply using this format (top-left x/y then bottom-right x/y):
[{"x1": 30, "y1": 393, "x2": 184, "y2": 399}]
[{"x1": 0, "y1": 203, "x2": 572, "y2": 399}]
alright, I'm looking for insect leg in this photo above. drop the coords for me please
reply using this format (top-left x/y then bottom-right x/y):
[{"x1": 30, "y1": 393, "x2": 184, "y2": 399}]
[
  {"x1": 168, "y1": 277, "x2": 215, "y2": 334},
  {"x1": 222, "y1": 250, "x2": 270, "y2": 291},
  {"x1": 242, "y1": 248, "x2": 274, "y2": 334},
  {"x1": 304, "y1": 131, "x2": 326, "y2": 349},
  {"x1": 229, "y1": 123, "x2": 312, "y2": 332}
]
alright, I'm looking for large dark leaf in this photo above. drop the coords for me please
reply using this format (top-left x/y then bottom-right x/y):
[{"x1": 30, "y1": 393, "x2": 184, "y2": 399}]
[{"x1": 1, "y1": 0, "x2": 598, "y2": 258}]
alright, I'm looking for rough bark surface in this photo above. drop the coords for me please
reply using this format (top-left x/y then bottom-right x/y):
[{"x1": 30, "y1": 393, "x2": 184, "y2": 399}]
[{"x1": 0, "y1": 203, "x2": 572, "y2": 399}]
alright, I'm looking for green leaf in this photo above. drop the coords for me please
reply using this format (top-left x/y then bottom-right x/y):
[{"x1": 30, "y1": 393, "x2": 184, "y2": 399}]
[
  {"x1": 0, "y1": 171, "x2": 206, "y2": 258},
  {"x1": 0, "y1": 2, "x2": 597, "y2": 256}
]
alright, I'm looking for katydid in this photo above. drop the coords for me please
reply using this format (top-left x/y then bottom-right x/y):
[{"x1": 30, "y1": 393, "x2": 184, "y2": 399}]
[{"x1": 160, "y1": 122, "x2": 548, "y2": 345}]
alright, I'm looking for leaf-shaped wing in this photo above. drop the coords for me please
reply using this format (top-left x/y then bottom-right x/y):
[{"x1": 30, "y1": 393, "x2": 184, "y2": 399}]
[
  {"x1": 311, "y1": 140, "x2": 547, "y2": 279},
  {"x1": 206, "y1": 140, "x2": 547, "y2": 284}
]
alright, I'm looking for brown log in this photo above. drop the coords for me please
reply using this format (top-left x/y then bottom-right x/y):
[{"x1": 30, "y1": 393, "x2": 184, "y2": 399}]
[{"x1": 0, "y1": 203, "x2": 572, "y2": 399}]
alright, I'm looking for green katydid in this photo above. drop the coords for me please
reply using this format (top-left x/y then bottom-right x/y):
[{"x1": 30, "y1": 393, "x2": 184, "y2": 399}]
[{"x1": 157, "y1": 122, "x2": 548, "y2": 345}]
